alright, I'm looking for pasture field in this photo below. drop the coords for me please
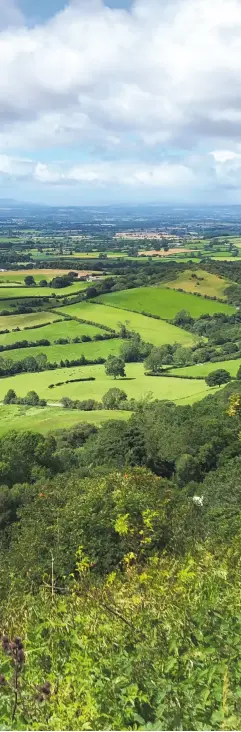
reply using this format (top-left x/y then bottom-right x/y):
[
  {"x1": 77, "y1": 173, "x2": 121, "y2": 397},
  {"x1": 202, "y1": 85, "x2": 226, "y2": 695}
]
[
  {"x1": 0, "y1": 311, "x2": 64, "y2": 331},
  {"x1": 211, "y1": 255, "x2": 241, "y2": 261},
  {"x1": 46, "y1": 251, "x2": 129, "y2": 259},
  {"x1": 170, "y1": 358, "x2": 241, "y2": 379},
  {"x1": 0, "y1": 299, "x2": 26, "y2": 312},
  {"x1": 167, "y1": 256, "x2": 201, "y2": 263},
  {"x1": 0, "y1": 319, "x2": 106, "y2": 346},
  {"x1": 0, "y1": 405, "x2": 130, "y2": 436},
  {"x1": 0, "y1": 362, "x2": 216, "y2": 405},
  {"x1": 1, "y1": 338, "x2": 122, "y2": 364},
  {"x1": 96, "y1": 287, "x2": 235, "y2": 319},
  {"x1": 58, "y1": 302, "x2": 196, "y2": 346},
  {"x1": 226, "y1": 237, "x2": 241, "y2": 246},
  {"x1": 0, "y1": 282, "x2": 87, "y2": 299},
  {"x1": 166, "y1": 269, "x2": 230, "y2": 299}
]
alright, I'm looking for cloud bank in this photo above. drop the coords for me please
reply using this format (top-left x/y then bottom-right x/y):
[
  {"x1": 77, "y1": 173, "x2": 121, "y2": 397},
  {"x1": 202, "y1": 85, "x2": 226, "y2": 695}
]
[{"x1": 1, "y1": 0, "x2": 241, "y2": 201}]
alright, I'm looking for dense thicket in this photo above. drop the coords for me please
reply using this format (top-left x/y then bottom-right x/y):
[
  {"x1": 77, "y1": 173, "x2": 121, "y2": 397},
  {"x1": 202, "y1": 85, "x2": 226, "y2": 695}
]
[{"x1": 1, "y1": 383, "x2": 241, "y2": 728}]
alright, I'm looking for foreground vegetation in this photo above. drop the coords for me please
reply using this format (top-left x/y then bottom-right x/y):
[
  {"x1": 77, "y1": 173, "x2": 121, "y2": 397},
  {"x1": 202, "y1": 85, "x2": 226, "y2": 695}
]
[{"x1": 1, "y1": 382, "x2": 241, "y2": 729}]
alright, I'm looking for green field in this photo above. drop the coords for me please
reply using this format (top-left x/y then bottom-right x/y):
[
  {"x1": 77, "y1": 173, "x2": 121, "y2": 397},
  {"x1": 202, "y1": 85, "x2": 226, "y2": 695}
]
[
  {"x1": 0, "y1": 319, "x2": 106, "y2": 346},
  {"x1": 211, "y1": 255, "x2": 241, "y2": 261},
  {"x1": 96, "y1": 287, "x2": 235, "y2": 319},
  {"x1": 0, "y1": 362, "x2": 216, "y2": 406},
  {"x1": 166, "y1": 269, "x2": 230, "y2": 300},
  {"x1": 0, "y1": 311, "x2": 64, "y2": 332},
  {"x1": 0, "y1": 282, "x2": 87, "y2": 299},
  {"x1": 0, "y1": 338, "x2": 122, "y2": 364},
  {"x1": 58, "y1": 302, "x2": 195, "y2": 346},
  {"x1": 170, "y1": 358, "x2": 241, "y2": 379},
  {"x1": 0, "y1": 405, "x2": 130, "y2": 436},
  {"x1": 0, "y1": 299, "x2": 27, "y2": 312}
]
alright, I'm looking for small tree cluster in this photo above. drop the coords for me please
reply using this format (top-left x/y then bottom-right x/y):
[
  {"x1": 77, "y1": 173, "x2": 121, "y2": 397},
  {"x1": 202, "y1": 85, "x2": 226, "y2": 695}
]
[{"x1": 4, "y1": 390, "x2": 46, "y2": 407}]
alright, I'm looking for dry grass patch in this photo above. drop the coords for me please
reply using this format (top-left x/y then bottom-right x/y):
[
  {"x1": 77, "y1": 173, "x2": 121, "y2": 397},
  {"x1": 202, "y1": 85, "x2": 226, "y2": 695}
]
[{"x1": 166, "y1": 269, "x2": 230, "y2": 299}]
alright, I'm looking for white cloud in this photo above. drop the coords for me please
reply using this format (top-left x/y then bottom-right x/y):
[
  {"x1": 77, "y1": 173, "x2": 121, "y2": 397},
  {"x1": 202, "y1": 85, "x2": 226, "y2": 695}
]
[
  {"x1": 2, "y1": 150, "x2": 241, "y2": 202},
  {"x1": 0, "y1": 154, "x2": 33, "y2": 178},
  {"x1": 2, "y1": 0, "x2": 241, "y2": 197},
  {"x1": 0, "y1": 156, "x2": 196, "y2": 188},
  {"x1": 211, "y1": 150, "x2": 238, "y2": 164}
]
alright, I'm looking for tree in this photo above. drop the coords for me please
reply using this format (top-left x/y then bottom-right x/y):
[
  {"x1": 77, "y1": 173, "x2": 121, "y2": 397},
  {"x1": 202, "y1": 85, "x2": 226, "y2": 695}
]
[
  {"x1": 173, "y1": 310, "x2": 194, "y2": 328},
  {"x1": 118, "y1": 322, "x2": 130, "y2": 338},
  {"x1": 61, "y1": 397, "x2": 73, "y2": 409},
  {"x1": 192, "y1": 347, "x2": 212, "y2": 364},
  {"x1": 205, "y1": 369, "x2": 231, "y2": 387},
  {"x1": 236, "y1": 366, "x2": 241, "y2": 380},
  {"x1": 103, "y1": 388, "x2": 127, "y2": 410},
  {"x1": 24, "y1": 391, "x2": 40, "y2": 406},
  {"x1": 222, "y1": 342, "x2": 238, "y2": 355},
  {"x1": 105, "y1": 355, "x2": 126, "y2": 379},
  {"x1": 35, "y1": 353, "x2": 48, "y2": 369},
  {"x1": 145, "y1": 346, "x2": 172, "y2": 373},
  {"x1": 120, "y1": 339, "x2": 141, "y2": 363},
  {"x1": 120, "y1": 333, "x2": 151, "y2": 362},
  {"x1": 3, "y1": 389, "x2": 17, "y2": 404},
  {"x1": 86, "y1": 287, "x2": 97, "y2": 299},
  {"x1": 176, "y1": 453, "x2": 201, "y2": 487},
  {"x1": 173, "y1": 346, "x2": 193, "y2": 366},
  {"x1": 22, "y1": 356, "x2": 39, "y2": 372},
  {"x1": 24, "y1": 275, "x2": 36, "y2": 287},
  {"x1": 39, "y1": 279, "x2": 48, "y2": 287}
]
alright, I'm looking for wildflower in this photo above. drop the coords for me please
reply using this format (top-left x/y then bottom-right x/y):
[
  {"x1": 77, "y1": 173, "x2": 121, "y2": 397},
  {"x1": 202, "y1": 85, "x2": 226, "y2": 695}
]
[{"x1": 193, "y1": 495, "x2": 204, "y2": 507}]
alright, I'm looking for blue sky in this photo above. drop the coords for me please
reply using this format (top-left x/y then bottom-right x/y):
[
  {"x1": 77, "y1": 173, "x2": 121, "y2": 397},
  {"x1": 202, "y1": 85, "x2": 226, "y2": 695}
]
[
  {"x1": 20, "y1": 0, "x2": 132, "y2": 23},
  {"x1": 0, "y1": 0, "x2": 241, "y2": 205}
]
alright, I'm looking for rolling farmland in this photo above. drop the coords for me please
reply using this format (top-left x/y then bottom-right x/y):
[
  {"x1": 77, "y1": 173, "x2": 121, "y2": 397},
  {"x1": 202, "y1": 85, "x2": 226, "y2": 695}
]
[
  {"x1": 0, "y1": 362, "x2": 217, "y2": 405},
  {"x1": 0, "y1": 262, "x2": 237, "y2": 435},
  {"x1": 0, "y1": 282, "x2": 87, "y2": 299},
  {"x1": 0, "y1": 311, "x2": 64, "y2": 331},
  {"x1": 58, "y1": 302, "x2": 196, "y2": 345},
  {"x1": 0, "y1": 338, "x2": 123, "y2": 364},
  {"x1": 0, "y1": 319, "x2": 106, "y2": 346}
]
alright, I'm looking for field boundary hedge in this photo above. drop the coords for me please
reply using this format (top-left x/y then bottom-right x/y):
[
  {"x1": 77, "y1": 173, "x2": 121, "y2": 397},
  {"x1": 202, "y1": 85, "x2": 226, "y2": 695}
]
[
  {"x1": 49, "y1": 376, "x2": 96, "y2": 389},
  {"x1": 144, "y1": 371, "x2": 205, "y2": 380}
]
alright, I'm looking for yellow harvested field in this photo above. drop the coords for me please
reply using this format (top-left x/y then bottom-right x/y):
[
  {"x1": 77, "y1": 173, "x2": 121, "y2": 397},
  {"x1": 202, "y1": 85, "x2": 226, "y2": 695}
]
[
  {"x1": 0, "y1": 268, "x2": 95, "y2": 279},
  {"x1": 166, "y1": 269, "x2": 230, "y2": 299},
  {"x1": 138, "y1": 248, "x2": 194, "y2": 257}
]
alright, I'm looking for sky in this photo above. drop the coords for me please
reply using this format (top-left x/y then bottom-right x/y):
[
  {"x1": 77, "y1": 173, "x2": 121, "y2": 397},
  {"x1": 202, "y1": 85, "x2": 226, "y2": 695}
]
[{"x1": 1, "y1": 0, "x2": 241, "y2": 205}]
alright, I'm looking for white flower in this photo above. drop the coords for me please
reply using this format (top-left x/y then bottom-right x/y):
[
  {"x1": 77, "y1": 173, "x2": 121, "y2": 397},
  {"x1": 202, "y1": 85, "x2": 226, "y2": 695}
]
[{"x1": 193, "y1": 495, "x2": 204, "y2": 507}]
